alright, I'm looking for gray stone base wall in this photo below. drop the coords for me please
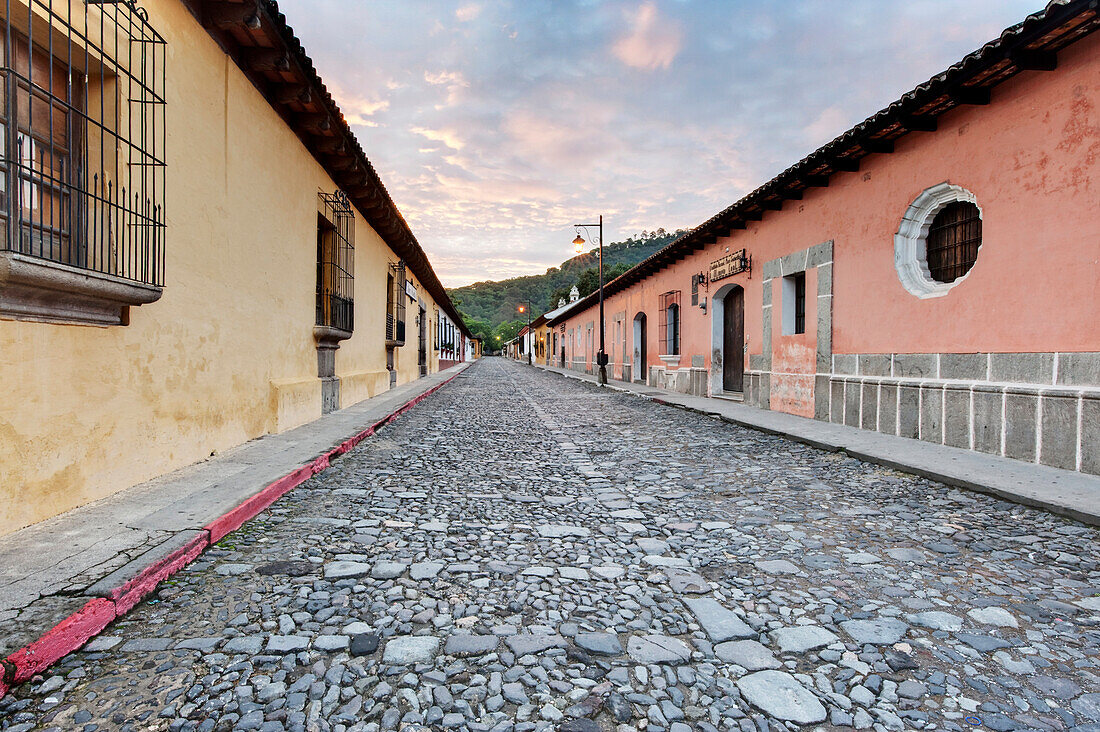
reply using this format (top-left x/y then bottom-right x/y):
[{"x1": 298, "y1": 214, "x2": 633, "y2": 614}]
[
  {"x1": 321, "y1": 377, "x2": 340, "y2": 415},
  {"x1": 820, "y1": 352, "x2": 1100, "y2": 474},
  {"x1": 744, "y1": 371, "x2": 771, "y2": 410},
  {"x1": 738, "y1": 352, "x2": 1099, "y2": 475},
  {"x1": 650, "y1": 366, "x2": 708, "y2": 397}
]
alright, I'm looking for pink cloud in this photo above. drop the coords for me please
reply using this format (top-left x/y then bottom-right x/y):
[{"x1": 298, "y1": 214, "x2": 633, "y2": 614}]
[
  {"x1": 455, "y1": 4, "x2": 481, "y2": 23},
  {"x1": 612, "y1": 2, "x2": 683, "y2": 71},
  {"x1": 802, "y1": 105, "x2": 852, "y2": 148}
]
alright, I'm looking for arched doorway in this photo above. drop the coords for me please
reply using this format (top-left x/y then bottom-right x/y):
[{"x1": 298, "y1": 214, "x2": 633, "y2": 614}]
[
  {"x1": 709, "y1": 284, "x2": 744, "y2": 394},
  {"x1": 632, "y1": 312, "x2": 647, "y2": 384}
]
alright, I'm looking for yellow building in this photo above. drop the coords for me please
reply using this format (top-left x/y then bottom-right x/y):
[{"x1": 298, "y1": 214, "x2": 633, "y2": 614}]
[
  {"x1": 0, "y1": 0, "x2": 472, "y2": 536},
  {"x1": 530, "y1": 316, "x2": 551, "y2": 366}
]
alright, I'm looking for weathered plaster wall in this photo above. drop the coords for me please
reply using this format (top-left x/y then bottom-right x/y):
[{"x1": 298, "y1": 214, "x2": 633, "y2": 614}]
[
  {"x1": 770, "y1": 268, "x2": 818, "y2": 418},
  {"x1": 0, "y1": 1, "x2": 438, "y2": 535}
]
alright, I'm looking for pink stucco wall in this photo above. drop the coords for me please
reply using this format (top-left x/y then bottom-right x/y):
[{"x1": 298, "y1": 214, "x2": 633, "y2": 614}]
[
  {"x1": 771, "y1": 267, "x2": 818, "y2": 418},
  {"x1": 556, "y1": 30, "x2": 1100, "y2": 416}
]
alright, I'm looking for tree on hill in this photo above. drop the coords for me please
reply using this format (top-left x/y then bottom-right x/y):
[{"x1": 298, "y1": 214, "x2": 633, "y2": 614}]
[
  {"x1": 494, "y1": 319, "x2": 526, "y2": 346},
  {"x1": 574, "y1": 262, "x2": 631, "y2": 298},
  {"x1": 461, "y1": 315, "x2": 495, "y2": 352},
  {"x1": 448, "y1": 228, "x2": 685, "y2": 327}
]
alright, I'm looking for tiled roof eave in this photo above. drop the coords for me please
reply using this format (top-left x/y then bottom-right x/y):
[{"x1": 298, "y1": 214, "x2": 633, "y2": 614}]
[{"x1": 185, "y1": 0, "x2": 473, "y2": 337}]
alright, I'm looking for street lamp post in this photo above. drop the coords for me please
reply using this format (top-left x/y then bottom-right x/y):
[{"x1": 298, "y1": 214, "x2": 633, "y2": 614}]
[
  {"x1": 572, "y1": 215, "x2": 607, "y2": 385},
  {"x1": 517, "y1": 300, "x2": 533, "y2": 365}
]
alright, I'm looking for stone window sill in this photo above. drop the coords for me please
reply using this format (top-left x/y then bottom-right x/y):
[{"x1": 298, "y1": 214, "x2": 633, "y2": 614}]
[
  {"x1": 314, "y1": 324, "x2": 353, "y2": 347},
  {"x1": 0, "y1": 252, "x2": 163, "y2": 327},
  {"x1": 659, "y1": 354, "x2": 682, "y2": 368}
]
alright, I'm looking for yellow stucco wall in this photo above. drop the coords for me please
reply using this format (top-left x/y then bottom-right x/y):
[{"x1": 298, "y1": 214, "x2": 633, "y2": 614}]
[{"x1": 0, "y1": 0, "x2": 447, "y2": 536}]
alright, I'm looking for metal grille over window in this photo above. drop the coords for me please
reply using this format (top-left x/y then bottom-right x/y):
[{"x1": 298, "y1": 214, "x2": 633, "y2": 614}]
[
  {"x1": 794, "y1": 273, "x2": 806, "y2": 335},
  {"x1": 316, "y1": 190, "x2": 354, "y2": 333},
  {"x1": 0, "y1": 0, "x2": 166, "y2": 285},
  {"x1": 658, "y1": 290, "x2": 680, "y2": 355},
  {"x1": 386, "y1": 260, "x2": 406, "y2": 345},
  {"x1": 926, "y1": 201, "x2": 982, "y2": 283}
]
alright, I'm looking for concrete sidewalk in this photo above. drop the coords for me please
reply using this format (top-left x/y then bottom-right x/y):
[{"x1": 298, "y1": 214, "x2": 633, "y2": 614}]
[
  {"x1": 0, "y1": 362, "x2": 470, "y2": 692},
  {"x1": 536, "y1": 363, "x2": 1100, "y2": 527}
]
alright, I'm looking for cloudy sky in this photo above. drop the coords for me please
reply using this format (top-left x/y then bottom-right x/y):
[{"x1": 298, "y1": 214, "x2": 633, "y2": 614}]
[{"x1": 277, "y1": 0, "x2": 1045, "y2": 288}]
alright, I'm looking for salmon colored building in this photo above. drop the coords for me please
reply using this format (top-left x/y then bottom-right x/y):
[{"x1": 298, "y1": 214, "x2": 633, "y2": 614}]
[{"x1": 550, "y1": 1, "x2": 1100, "y2": 475}]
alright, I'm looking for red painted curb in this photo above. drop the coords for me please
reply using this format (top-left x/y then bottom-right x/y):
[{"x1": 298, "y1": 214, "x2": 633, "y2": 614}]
[
  {"x1": 5, "y1": 598, "x2": 116, "y2": 685},
  {"x1": 0, "y1": 365, "x2": 467, "y2": 699},
  {"x1": 206, "y1": 463, "x2": 314, "y2": 545},
  {"x1": 111, "y1": 531, "x2": 211, "y2": 616}
]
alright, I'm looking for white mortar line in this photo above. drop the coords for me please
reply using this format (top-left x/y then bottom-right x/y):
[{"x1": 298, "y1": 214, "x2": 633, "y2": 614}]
[
  {"x1": 941, "y1": 383, "x2": 947, "y2": 445},
  {"x1": 842, "y1": 379, "x2": 848, "y2": 426},
  {"x1": 823, "y1": 374, "x2": 1096, "y2": 395},
  {"x1": 918, "y1": 384, "x2": 924, "y2": 441},
  {"x1": 1035, "y1": 395, "x2": 1044, "y2": 465},
  {"x1": 1000, "y1": 390, "x2": 1007, "y2": 457},
  {"x1": 895, "y1": 383, "x2": 901, "y2": 436},
  {"x1": 1077, "y1": 395, "x2": 1084, "y2": 472},
  {"x1": 876, "y1": 381, "x2": 882, "y2": 433},
  {"x1": 1053, "y1": 352, "x2": 1060, "y2": 385},
  {"x1": 969, "y1": 387, "x2": 975, "y2": 451},
  {"x1": 858, "y1": 378, "x2": 865, "y2": 427}
]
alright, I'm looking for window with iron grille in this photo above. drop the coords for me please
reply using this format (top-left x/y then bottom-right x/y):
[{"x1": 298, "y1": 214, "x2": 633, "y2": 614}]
[
  {"x1": 926, "y1": 201, "x2": 982, "y2": 283},
  {"x1": 316, "y1": 191, "x2": 354, "y2": 333},
  {"x1": 441, "y1": 319, "x2": 452, "y2": 353},
  {"x1": 0, "y1": 0, "x2": 165, "y2": 324},
  {"x1": 386, "y1": 261, "x2": 406, "y2": 345},
  {"x1": 794, "y1": 273, "x2": 805, "y2": 334},
  {"x1": 782, "y1": 273, "x2": 806, "y2": 335},
  {"x1": 658, "y1": 290, "x2": 680, "y2": 355}
]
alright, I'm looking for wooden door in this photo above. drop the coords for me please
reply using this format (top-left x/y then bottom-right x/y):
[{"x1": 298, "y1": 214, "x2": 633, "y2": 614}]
[
  {"x1": 418, "y1": 308, "x2": 427, "y2": 375},
  {"x1": 723, "y1": 289, "x2": 744, "y2": 392}
]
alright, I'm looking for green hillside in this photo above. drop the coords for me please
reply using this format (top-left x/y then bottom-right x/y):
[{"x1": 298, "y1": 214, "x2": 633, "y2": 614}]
[{"x1": 449, "y1": 229, "x2": 683, "y2": 330}]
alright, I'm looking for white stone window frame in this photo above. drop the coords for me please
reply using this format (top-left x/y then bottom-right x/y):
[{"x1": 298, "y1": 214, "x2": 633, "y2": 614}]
[{"x1": 894, "y1": 182, "x2": 983, "y2": 299}]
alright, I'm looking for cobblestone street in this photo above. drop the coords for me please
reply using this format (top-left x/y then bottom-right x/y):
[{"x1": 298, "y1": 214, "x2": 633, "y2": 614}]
[{"x1": 2, "y1": 358, "x2": 1099, "y2": 732}]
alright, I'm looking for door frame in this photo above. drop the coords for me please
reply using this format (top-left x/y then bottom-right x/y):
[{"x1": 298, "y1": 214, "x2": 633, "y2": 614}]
[
  {"x1": 709, "y1": 283, "x2": 745, "y2": 395},
  {"x1": 418, "y1": 306, "x2": 427, "y2": 376},
  {"x1": 632, "y1": 312, "x2": 647, "y2": 384}
]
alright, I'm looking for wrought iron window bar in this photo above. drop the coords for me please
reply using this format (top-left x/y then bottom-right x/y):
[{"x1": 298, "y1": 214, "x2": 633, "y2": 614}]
[
  {"x1": 316, "y1": 189, "x2": 354, "y2": 333},
  {"x1": 793, "y1": 272, "x2": 806, "y2": 335},
  {"x1": 659, "y1": 290, "x2": 680, "y2": 355},
  {"x1": 927, "y1": 201, "x2": 982, "y2": 284},
  {"x1": 386, "y1": 260, "x2": 406, "y2": 345},
  {"x1": 0, "y1": 0, "x2": 166, "y2": 286}
]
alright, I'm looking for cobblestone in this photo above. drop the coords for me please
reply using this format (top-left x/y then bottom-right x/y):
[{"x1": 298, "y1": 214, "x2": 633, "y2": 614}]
[{"x1": 1, "y1": 359, "x2": 1099, "y2": 731}]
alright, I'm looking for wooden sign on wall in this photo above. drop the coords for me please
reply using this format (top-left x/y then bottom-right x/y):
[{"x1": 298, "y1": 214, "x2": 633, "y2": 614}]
[{"x1": 709, "y1": 249, "x2": 750, "y2": 283}]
